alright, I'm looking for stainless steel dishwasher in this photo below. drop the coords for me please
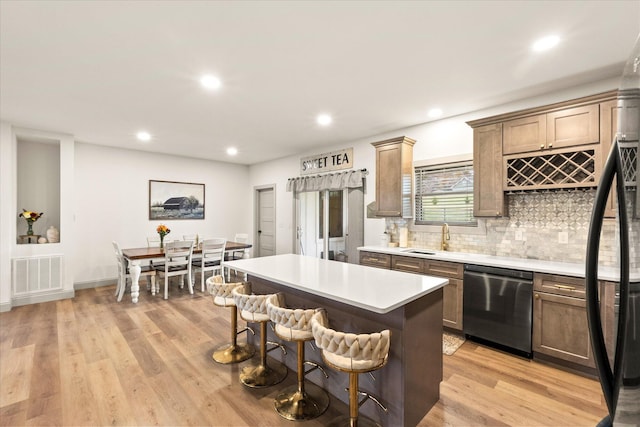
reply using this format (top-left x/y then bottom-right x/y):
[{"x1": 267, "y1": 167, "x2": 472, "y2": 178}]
[{"x1": 463, "y1": 264, "x2": 533, "y2": 357}]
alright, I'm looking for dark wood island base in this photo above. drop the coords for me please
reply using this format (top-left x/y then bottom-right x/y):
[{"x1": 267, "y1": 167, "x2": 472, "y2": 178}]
[{"x1": 248, "y1": 275, "x2": 443, "y2": 427}]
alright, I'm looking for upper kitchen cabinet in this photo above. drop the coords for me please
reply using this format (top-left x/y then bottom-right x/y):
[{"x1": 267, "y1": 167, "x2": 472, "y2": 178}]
[
  {"x1": 503, "y1": 105, "x2": 599, "y2": 156},
  {"x1": 473, "y1": 123, "x2": 507, "y2": 217},
  {"x1": 468, "y1": 91, "x2": 619, "y2": 201},
  {"x1": 371, "y1": 136, "x2": 415, "y2": 217}
]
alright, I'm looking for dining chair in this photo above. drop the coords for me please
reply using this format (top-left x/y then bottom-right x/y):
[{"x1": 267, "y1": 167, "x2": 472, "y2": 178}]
[
  {"x1": 183, "y1": 234, "x2": 199, "y2": 246},
  {"x1": 112, "y1": 241, "x2": 157, "y2": 301},
  {"x1": 192, "y1": 238, "x2": 226, "y2": 292},
  {"x1": 232, "y1": 233, "x2": 250, "y2": 259},
  {"x1": 154, "y1": 240, "x2": 194, "y2": 299}
]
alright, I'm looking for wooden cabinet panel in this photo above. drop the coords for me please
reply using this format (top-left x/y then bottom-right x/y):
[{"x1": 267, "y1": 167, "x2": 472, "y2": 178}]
[
  {"x1": 533, "y1": 290, "x2": 594, "y2": 367},
  {"x1": 359, "y1": 251, "x2": 391, "y2": 269},
  {"x1": 372, "y1": 136, "x2": 415, "y2": 217},
  {"x1": 600, "y1": 100, "x2": 619, "y2": 218},
  {"x1": 425, "y1": 260, "x2": 464, "y2": 331},
  {"x1": 391, "y1": 255, "x2": 424, "y2": 274},
  {"x1": 503, "y1": 114, "x2": 546, "y2": 155},
  {"x1": 473, "y1": 123, "x2": 507, "y2": 217},
  {"x1": 547, "y1": 104, "x2": 599, "y2": 149},
  {"x1": 442, "y1": 278, "x2": 463, "y2": 331}
]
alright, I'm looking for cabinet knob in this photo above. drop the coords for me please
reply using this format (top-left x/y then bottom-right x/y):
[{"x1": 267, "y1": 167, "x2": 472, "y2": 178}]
[
  {"x1": 496, "y1": 211, "x2": 500, "y2": 216},
  {"x1": 535, "y1": 293, "x2": 540, "y2": 299},
  {"x1": 540, "y1": 144, "x2": 545, "y2": 149},
  {"x1": 548, "y1": 142, "x2": 553, "y2": 148}
]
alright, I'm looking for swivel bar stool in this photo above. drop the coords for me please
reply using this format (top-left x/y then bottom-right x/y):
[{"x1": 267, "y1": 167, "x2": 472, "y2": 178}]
[
  {"x1": 311, "y1": 311, "x2": 390, "y2": 427},
  {"x1": 206, "y1": 276, "x2": 255, "y2": 364},
  {"x1": 232, "y1": 284, "x2": 288, "y2": 388},
  {"x1": 266, "y1": 294, "x2": 329, "y2": 421}
]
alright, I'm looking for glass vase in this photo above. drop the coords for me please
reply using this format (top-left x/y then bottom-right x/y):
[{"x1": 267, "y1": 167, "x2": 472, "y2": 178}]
[
  {"x1": 160, "y1": 234, "x2": 164, "y2": 249},
  {"x1": 27, "y1": 222, "x2": 34, "y2": 236}
]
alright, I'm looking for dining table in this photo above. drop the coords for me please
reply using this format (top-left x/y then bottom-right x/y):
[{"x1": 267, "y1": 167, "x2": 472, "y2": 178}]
[{"x1": 121, "y1": 241, "x2": 252, "y2": 303}]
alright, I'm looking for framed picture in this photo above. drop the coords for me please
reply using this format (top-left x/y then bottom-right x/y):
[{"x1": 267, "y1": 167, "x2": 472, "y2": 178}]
[{"x1": 149, "y1": 180, "x2": 205, "y2": 220}]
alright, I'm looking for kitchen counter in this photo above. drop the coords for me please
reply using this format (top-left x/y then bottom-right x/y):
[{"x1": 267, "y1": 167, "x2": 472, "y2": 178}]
[
  {"x1": 357, "y1": 246, "x2": 632, "y2": 282},
  {"x1": 225, "y1": 253, "x2": 448, "y2": 314}
]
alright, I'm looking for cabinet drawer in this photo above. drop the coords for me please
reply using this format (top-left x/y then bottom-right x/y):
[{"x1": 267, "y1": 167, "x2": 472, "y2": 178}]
[
  {"x1": 425, "y1": 260, "x2": 464, "y2": 279},
  {"x1": 359, "y1": 251, "x2": 391, "y2": 269},
  {"x1": 534, "y1": 273, "x2": 585, "y2": 298},
  {"x1": 391, "y1": 255, "x2": 424, "y2": 274}
]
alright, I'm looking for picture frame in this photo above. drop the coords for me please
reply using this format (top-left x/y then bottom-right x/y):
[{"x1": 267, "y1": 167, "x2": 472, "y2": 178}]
[{"x1": 149, "y1": 180, "x2": 205, "y2": 220}]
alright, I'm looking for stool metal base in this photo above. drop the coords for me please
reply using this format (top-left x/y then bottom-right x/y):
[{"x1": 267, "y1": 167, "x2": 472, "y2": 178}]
[
  {"x1": 274, "y1": 381, "x2": 330, "y2": 421},
  {"x1": 212, "y1": 342, "x2": 255, "y2": 364},
  {"x1": 327, "y1": 414, "x2": 381, "y2": 427},
  {"x1": 240, "y1": 360, "x2": 288, "y2": 388}
]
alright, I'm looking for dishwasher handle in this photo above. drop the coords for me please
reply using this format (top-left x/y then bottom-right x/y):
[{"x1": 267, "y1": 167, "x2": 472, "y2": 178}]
[{"x1": 464, "y1": 264, "x2": 533, "y2": 281}]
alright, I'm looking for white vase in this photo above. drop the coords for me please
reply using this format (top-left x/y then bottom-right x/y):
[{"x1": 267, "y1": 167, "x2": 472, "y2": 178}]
[{"x1": 46, "y1": 226, "x2": 59, "y2": 243}]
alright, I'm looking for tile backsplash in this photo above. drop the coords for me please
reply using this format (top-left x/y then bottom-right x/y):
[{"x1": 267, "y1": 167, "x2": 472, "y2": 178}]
[{"x1": 386, "y1": 189, "x2": 639, "y2": 268}]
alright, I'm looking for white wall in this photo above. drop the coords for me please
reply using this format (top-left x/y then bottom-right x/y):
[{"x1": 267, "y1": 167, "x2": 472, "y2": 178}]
[
  {"x1": 73, "y1": 143, "x2": 250, "y2": 284},
  {"x1": 247, "y1": 77, "x2": 621, "y2": 255}
]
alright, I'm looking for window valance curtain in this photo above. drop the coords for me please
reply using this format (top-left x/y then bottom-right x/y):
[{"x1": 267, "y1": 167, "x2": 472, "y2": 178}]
[{"x1": 286, "y1": 169, "x2": 368, "y2": 192}]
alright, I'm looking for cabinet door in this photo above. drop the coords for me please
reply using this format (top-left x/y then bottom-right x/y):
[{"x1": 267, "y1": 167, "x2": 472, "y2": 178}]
[
  {"x1": 503, "y1": 114, "x2": 547, "y2": 155},
  {"x1": 473, "y1": 123, "x2": 507, "y2": 217},
  {"x1": 533, "y1": 291, "x2": 594, "y2": 367},
  {"x1": 375, "y1": 143, "x2": 403, "y2": 216},
  {"x1": 391, "y1": 255, "x2": 424, "y2": 274},
  {"x1": 546, "y1": 104, "x2": 599, "y2": 150},
  {"x1": 600, "y1": 100, "x2": 619, "y2": 218},
  {"x1": 442, "y1": 278, "x2": 463, "y2": 331},
  {"x1": 359, "y1": 251, "x2": 391, "y2": 269}
]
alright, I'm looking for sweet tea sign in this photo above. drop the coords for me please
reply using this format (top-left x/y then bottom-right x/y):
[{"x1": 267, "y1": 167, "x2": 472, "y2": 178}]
[{"x1": 300, "y1": 148, "x2": 353, "y2": 175}]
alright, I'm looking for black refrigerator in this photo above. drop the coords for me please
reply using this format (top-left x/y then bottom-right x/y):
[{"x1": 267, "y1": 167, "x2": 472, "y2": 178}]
[{"x1": 586, "y1": 34, "x2": 640, "y2": 426}]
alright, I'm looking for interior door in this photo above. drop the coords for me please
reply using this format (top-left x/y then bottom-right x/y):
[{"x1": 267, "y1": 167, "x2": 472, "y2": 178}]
[{"x1": 256, "y1": 187, "x2": 275, "y2": 257}]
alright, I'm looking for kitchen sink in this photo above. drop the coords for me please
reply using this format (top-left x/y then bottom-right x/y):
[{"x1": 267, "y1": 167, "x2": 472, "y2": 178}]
[{"x1": 403, "y1": 249, "x2": 436, "y2": 255}]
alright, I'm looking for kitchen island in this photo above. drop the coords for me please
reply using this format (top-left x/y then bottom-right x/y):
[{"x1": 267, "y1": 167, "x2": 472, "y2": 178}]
[{"x1": 224, "y1": 254, "x2": 448, "y2": 427}]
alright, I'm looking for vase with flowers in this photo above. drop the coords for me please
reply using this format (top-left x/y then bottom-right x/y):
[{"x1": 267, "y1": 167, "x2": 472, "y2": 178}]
[
  {"x1": 157, "y1": 224, "x2": 171, "y2": 249},
  {"x1": 19, "y1": 209, "x2": 43, "y2": 236}
]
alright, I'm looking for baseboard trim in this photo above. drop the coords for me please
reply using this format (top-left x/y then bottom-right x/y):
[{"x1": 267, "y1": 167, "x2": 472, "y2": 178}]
[
  {"x1": 74, "y1": 278, "x2": 116, "y2": 290},
  {"x1": 11, "y1": 289, "x2": 75, "y2": 308},
  {"x1": 0, "y1": 301, "x2": 13, "y2": 313}
]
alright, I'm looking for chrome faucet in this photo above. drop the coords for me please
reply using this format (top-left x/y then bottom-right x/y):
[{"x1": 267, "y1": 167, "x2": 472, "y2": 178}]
[{"x1": 441, "y1": 223, "x2": 450, "y2": 251}]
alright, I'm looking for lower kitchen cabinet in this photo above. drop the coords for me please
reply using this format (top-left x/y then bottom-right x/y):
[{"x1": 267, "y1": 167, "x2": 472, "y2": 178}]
[
  {"x1": 425, "y1": 260, "x2": 464, "y2": 332},
  {"x1": 532, "y1": 273, "x2": 616, "y2": 369}
]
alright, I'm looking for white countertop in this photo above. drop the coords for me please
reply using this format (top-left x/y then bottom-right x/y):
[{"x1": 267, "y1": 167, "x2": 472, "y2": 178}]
[
  {"x1": 357, "y1": 246, "x2": 632, "y2": 282},
  {"x1": 224, "y1": 253, "x2": 448, "y2": 314}
]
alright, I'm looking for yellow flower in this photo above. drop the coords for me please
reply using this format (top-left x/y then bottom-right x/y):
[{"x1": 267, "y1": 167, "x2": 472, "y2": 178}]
[
  {"x1": 156, "y1": 224, "x2": 171, "y2": 236},
  {"x1": 19, "y1": 209, "x2": 43, "y2": 222}
]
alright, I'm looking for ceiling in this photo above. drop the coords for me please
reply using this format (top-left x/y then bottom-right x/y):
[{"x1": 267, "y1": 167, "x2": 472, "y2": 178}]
[{"x1": 1, "y1": 1, "x2": 639, "y2": 165}]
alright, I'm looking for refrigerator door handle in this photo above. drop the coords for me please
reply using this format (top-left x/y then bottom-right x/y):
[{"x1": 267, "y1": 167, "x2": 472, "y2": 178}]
[{"x1": 585, "y1": 137, "x2": 630, "y2": 422}]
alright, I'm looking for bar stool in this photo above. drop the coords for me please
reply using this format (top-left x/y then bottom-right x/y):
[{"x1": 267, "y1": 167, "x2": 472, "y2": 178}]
[
  {"x1": 311, "y1": 311, "x2": 390, "y2": 427},
  {"x1": 266, "y1": 294, "x2": 329, "y2": 421},
  {"x1": 232, "y1": 285, "x2": 288, "y2": 388},
  {"x1": 206, "y1": 276, "x2": 255, "y2": 364}
]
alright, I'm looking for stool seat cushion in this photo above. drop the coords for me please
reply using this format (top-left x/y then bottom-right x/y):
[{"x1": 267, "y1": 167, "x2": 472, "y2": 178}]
[
  {"x1": 274, "y1": 323, "x2": 314, "y2": 341},
  {"x1": 311, "y1": 311, "x2": 390, "y2": 372}
]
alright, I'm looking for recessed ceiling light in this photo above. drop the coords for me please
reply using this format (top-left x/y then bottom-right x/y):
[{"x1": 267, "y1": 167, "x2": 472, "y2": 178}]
[
  {"x1": 428, "y1": 108, "x2": 443, "y2": 118},
  {"x1": 317, "y1": 114, "x2": 332, "y2": 126},
  {"x1": 226, "y1": 147, "x2": 238, "y2": 156},
  {"x1": 200, "y1": 74, "x2": 221, "y2": 90},
  {"x1": 532, "y1": 35, "x2": 560, "y2": 52},
  {"x1": 136, "y1": 131, "x2": 151, "y2": 141}
]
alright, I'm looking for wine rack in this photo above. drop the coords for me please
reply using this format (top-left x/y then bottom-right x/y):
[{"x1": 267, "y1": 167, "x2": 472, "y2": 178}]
[{"x1": 505, "y1": 149, "x2": 596, "y2": 190}]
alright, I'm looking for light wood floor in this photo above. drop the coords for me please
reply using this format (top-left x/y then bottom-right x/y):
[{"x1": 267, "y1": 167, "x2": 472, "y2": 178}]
[{"x1": 1, "y1": 283, "x2": 609, "y2": 426}]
